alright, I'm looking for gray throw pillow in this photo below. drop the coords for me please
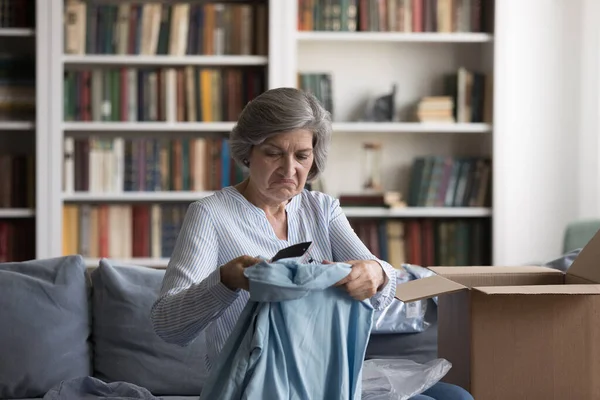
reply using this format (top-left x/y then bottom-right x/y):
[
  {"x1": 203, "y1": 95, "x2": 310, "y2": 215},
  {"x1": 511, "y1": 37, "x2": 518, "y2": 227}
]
[
  {"x1": 0, "y1": 255, "x2": 91, "y2": 399},
  {"x1": 91, "y1": 259, "x2": 206, "y2": 396}
]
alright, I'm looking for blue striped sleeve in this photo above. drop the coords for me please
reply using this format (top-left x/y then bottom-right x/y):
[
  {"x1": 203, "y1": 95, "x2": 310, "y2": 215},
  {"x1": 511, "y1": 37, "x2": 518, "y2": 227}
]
[
  {"x1": 150, "y1": 201, "x2": 238, "y2": 346},
  {"x1": 328, "y1": 198, "x2": 397, "y2": 311}
]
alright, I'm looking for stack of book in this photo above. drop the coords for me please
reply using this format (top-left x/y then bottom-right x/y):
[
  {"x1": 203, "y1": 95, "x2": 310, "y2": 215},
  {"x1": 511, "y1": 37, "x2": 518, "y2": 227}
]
[{"x1": 416, "y1": 96, "x2": 454, "y2": 123}]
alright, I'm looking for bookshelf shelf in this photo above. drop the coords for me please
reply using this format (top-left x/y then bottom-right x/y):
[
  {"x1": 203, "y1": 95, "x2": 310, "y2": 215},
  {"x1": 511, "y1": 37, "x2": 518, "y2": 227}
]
[
  {"x1": 62, "y1": 55, "x2": 269, "y2": 67},
  {"x1": 84, "y1": 257, "x2": 169, "y2": 268},
  {"x1": 63, "y1": 122, "x2": 235, "y2": 133},
  {"x1": 332, "y1": 122, "x2": 492, "y2": 133},
  {"x1": 342, "y1": 207, "x2": 492, "y2": 218},
  {"x1": 62, "y1": 192, "x2": 216, "y2": 202},
  {"x1": 0, "y1": 28, "x2": 35, "y2": 37},
  {"x1": 0, "y1": 121, "x2": 35, "y2": 130},
  {"x1": 0, "y1": 209, "x2": 35, "y2": 218},
  {"x1": 296, "y1": 32, "x2": 493, "y2": 43}
]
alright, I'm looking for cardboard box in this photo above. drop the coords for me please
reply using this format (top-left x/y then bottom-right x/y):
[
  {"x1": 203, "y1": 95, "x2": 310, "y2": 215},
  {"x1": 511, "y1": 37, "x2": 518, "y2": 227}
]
[{"x1": 395, "y1": 230, "x2": 600, "y2": 400}]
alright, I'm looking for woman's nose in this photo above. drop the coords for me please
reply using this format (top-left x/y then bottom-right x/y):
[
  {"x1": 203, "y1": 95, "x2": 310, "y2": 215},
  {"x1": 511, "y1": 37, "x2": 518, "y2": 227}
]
[{"x1": 280, "y1": 156, "x2": 295, "y2": 177}]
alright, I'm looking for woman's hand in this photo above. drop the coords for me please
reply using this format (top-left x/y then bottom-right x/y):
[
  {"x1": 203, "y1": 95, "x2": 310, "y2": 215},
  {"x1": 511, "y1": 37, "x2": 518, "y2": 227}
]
[
  {"x1": 327, "y1": 260, "x2": 387, "y2": 301},
  {"x1": 220, "y1": 255, "x2": 261, "y2": 291}
]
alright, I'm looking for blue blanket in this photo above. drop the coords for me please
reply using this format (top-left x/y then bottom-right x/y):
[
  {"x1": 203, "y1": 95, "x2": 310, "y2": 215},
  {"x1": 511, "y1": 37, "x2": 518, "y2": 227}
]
[
  {"x1": 199, "y1": 259, "x2": 374, "y2": 400},
  {"x1": 43, "y1": 376, "x2": 158, "y2": 400}
]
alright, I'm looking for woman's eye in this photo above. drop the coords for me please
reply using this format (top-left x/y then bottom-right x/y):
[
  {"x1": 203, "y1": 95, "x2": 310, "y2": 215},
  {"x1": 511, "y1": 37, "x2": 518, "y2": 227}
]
[
  {"x1": 266, "y1": 152, "x2": 279, "y2": 157},
  {"x1": 297, "y1": 155, "x2": 309, "y2": 160}
]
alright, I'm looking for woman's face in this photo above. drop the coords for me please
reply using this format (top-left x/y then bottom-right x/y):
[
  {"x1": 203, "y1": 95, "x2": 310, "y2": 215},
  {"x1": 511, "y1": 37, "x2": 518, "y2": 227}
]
[{"x1": 248, "y1": 129, "x2": 314, "y2": 203}]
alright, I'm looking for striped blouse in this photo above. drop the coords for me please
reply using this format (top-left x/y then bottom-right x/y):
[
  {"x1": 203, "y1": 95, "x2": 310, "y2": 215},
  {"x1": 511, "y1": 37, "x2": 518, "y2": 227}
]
[{"x1": 150, "y1": 186, "x2": 398, "y2": 372}]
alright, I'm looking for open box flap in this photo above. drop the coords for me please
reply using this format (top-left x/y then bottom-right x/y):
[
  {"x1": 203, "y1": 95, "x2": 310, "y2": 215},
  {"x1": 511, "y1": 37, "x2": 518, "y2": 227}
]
[
  {"x1": 395, "y1": 274, "x2": 467, "y2": 302},
  {"x1": 566, "y1": 228, "x2": 600, "y2": 284},
  {"x1": 473, "y1": 284, "x2": 600, "y2": 295}
]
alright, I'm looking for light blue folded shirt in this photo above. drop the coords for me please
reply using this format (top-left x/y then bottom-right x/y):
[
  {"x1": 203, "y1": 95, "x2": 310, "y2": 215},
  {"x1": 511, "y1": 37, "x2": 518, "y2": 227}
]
[{"x1": 199, "y1": 258, "x2": 374, "y2": 400}]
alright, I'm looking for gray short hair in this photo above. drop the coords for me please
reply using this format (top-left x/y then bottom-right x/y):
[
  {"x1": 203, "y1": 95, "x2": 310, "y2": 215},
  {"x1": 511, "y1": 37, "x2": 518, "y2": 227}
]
[{"x1": 229, "y1": 87, "x2": 332, "y2": 182}]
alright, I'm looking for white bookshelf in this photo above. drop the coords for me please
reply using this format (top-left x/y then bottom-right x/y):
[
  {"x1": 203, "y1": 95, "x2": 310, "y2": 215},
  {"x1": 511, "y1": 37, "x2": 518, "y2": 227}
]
[
  {"x1": 0, "y1": 209, "x2": 35, "y2": 218},
  {"x1": 63, "y1": 55, "x2": 269, "y2": 66},
  {"x1": 296, "y1": 31, "x2": 493, "y2": 43},
  {"x1": 34, "y1": 0, "x2": 584, "y2": 266}
]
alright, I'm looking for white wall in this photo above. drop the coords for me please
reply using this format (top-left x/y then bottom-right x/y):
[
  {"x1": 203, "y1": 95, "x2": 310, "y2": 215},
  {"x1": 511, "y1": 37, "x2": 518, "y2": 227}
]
[
  {"x1": 577, "y1": 0, "x2": 600, "y2": 220},
  {"x1": 493, "y1": 0, "x2": 583, "y2": 264}
]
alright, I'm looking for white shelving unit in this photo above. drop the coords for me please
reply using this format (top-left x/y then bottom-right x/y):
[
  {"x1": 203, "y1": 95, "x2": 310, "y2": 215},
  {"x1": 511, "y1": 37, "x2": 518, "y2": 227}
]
[
  {"x1": 39, "y1": 0, "x2": 288, "y2": 263},
  {"x1": 33, "y1": 0, "x2": 587, "y2": 266}
]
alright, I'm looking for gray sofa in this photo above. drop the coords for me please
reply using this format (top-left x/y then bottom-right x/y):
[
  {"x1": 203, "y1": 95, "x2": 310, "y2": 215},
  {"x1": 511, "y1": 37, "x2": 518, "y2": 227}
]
[{"x1": 0, "y1": 255, "x2": 438, "y2": 399}]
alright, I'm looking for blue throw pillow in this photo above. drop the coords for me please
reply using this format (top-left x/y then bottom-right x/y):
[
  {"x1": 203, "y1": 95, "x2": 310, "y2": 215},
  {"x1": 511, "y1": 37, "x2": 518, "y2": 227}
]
[
  {"x1": 91, "y1": 259, "x2": 206, "y2": 396},
  {"x1": 0, "y1": 255, "x2": 91, "y2": 399}
]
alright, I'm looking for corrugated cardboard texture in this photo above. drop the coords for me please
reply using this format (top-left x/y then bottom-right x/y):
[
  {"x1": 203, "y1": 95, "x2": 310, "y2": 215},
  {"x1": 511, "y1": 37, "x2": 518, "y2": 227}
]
[
  {"x1": 475, "y1": 284, "x2": 600, "y2": 295},
  {"x1": 394, "y1": 274, "x2": 466, "y2": 302},
  {"x1": 566, "y1": 228, "x2": 600, "y2": 283},
  {"x1": 470, "y1": 292, "x2": 600, "y2": 400},
  {"x1": 438, "y1": 290, "x2": 471, "y2": 390},
  {"x1": 430, "y1": 266, "x2": 564, "y2": 288}
]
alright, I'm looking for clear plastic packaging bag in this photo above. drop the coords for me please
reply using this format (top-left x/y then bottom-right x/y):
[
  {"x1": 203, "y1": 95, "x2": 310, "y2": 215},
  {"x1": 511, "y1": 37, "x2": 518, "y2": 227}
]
[
  {"x1": 361, "y1": 358, "x2": 452, "y2": 400},
  {"x1": 371, "y1": 264, "x2": 436, "y2": 334}
]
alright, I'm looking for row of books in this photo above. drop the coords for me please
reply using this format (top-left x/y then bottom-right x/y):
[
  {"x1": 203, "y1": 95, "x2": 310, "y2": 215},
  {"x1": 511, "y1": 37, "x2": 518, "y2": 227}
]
[
  {"x1": 63, "y1": 137, "x2": 246, "y2": 193},
  {"x1": 0, "y1": 219, "x2": 35, "y2": 262},
  {"x1": 62, "y1": 203, "x2": 189, "y2": 260},
  {"x1": 60, "y1": 200, "x2": 491, "y2": 267},
  {"x1": 0, "y1": 0, "x2": 33, "y2": 28},
  {"x1": 298, "y1": 73, "x2": 334, "y2": 117},
  {"x1": 443, "y1": 67, "x2": 488, "y2": 124},
  {"x1": 407, "y1": 156, "x2": 491, "y2": 207},
  {"x1": 349, "y1": 217, "x2": 491, "y2": 267},
  {"x1": 0, "y1": 154, "x2": 34, "y2": 208},
  {"x1": 298, "y1": 0, "x2": 489, "y2": 33},
  {"x1": 63, "y1": 67, "x2": 265, "y2": 122},
  {"x1": 0, "y1": 55, "x2": 35, "y2": 121},
  {"x1": 64, "y1": 1, "x2": 268, "y2": 56}
]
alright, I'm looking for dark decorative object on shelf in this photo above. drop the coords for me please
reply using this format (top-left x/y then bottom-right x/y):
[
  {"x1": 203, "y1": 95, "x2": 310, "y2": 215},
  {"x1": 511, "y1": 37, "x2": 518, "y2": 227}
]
[{"x1": 361, "y1": 84, "x2": 396, "y2": 122}]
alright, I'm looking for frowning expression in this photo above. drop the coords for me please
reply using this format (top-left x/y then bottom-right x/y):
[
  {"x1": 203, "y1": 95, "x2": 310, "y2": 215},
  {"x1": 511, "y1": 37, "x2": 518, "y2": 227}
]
[{"x1": 248, "y1": 129, "x2": 314, "y2": 202}]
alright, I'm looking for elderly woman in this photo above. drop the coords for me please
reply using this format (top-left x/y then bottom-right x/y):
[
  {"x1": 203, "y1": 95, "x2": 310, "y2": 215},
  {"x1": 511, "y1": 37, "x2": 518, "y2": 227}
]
[{"x1": 150, "y1": 87, "x2": 472, "y2": 400}]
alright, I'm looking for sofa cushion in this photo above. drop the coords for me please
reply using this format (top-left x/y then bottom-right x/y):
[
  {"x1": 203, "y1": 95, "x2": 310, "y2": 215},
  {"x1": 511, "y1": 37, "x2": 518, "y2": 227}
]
[
  {"x1": 91, "y1": 259, "x2": 206, "y2": 396},
  {"x1": 0, "y1": 255, "x2": 91, "y2": 399}
]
